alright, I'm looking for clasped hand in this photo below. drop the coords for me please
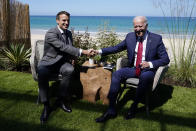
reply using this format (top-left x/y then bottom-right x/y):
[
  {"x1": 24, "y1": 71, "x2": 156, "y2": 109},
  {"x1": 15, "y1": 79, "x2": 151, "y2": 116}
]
[
  {"x1": 140, "y1": 61, "x2": 150, "y2": 69},
  {"x1": 82, "y1": 49, "x2": 99, "y2": 57}
]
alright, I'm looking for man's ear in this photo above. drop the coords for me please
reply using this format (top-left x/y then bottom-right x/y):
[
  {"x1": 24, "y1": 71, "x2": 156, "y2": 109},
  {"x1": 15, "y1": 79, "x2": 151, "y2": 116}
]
[{"x1": 56, "y1": 19, "x2": 59, "y2": 25}]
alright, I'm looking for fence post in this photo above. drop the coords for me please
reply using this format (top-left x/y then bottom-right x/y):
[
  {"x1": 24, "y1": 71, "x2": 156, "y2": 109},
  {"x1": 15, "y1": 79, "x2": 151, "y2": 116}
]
[
  {"x1": 0, "y1": 0, "x2": 10, "y2": 48},
  {"x1": 0, "y1": 0, "x2": 31, "y2": 48}
]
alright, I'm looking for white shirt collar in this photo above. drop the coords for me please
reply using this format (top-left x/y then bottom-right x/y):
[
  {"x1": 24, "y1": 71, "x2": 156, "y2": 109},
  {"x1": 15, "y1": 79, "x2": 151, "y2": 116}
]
[{"x1": 57, "y1": 25, "x2": 64, "y2": 34}]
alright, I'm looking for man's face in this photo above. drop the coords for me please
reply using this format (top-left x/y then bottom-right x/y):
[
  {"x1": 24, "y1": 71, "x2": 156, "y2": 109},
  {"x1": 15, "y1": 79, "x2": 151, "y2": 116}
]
[
  {"x1": 56, "y1": 14, "x2": 70, "y2": 30},
  {"x1": 133, "y1": 19, "x2": 147, "y2": 37}
]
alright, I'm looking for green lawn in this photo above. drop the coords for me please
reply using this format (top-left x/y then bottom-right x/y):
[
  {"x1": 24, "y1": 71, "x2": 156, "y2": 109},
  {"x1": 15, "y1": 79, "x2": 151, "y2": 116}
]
[{"x1": 0, "y1": 71, "x2": 196, "y2": 131}]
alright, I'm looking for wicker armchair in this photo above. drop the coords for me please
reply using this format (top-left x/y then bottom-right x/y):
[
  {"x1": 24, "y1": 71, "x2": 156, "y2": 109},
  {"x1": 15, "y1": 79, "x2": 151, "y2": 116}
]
[
  {"x1": 30, "y1": 40, "x2": 62, "y2": 104},
  {"x1": 116, "y1": 57, "x2": 169, "y2": 115}
]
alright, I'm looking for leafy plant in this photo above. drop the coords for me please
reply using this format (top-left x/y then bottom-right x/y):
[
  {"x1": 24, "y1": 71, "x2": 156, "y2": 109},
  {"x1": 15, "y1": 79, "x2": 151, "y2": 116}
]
[
  {"x1": 96, "y1": 23, "x2": 126, "y2": 64},
  {"x1": 0, "y1": 43, "x2": 31, "y2": 71},
  {"x1": 72, "y1": 24, "x2": 127, "y2": 66},
  {"x1": 93, "y1": 55, "x2": 101, "y2": 63},
  {"x1": 71, "y1": 28, "x2": 96, "y2": 65}
]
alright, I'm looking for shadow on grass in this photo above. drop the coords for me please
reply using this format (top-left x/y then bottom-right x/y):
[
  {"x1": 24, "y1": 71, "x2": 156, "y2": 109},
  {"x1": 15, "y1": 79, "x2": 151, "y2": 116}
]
[
  {"x1": 0, "y1": 87, "x2": 37, "y2": 103},
  {"x1": 0, "y1": 116, "x2": 78, "y2": 131},
  {"x1": 139, "y1": 110, "x2": 196, "y2": 129},
  {"x1": 117, "y1": 84, "x2": 174, "y2": 112},
  {"x1": 72, "y1": 98, "x2": 196, "y2": 129},
  {"x1": 136, "y1": 110, "x2": 196, "y2": 129},
  {"x1": 0, "y1": 84, "x2": 196, "y2": 130}
]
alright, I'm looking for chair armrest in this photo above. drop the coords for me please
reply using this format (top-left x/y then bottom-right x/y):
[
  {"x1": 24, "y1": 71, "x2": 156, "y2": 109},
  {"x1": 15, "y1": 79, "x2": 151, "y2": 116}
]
[
  {"x1": 116, "y1": 57, "x2": 130, "y2": 70},
  {"x1": 116, "y1": 57, "x2": 123, "y2": 70},
  {"x1": 117, "y1": 57, "x2": 169, "y2": 91},
  {"x1": 30, "y1": 40, "x2": 44, "y2": 81},
  {"x1": 30, "y1": 51, "x2": 38, "y2": 81},
  {"x1": 152, "y1": 65, "x2": 169, "y2": 91}
]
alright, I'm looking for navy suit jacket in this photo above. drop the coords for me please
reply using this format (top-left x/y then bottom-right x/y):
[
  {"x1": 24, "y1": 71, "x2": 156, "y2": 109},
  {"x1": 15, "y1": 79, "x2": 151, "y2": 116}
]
[{"x1": 102, "y1": 31, "x2": 170, "y2": 70}]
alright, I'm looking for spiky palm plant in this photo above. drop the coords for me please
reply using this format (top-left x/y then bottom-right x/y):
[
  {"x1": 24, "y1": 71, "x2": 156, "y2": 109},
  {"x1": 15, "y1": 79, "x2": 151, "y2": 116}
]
[{"x1": 0, "y1": 44, "x2": 31, "y2": 71}]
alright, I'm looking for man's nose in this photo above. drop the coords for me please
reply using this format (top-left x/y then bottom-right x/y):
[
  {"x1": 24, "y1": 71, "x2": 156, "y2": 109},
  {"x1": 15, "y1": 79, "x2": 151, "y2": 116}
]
[
  {"x1": 65, "y1": 21, "x2": 69, "y2": 24},
  {"x1": 136, "y1": 27, "x2": 141, "y2": 30},
  {"x1": 135, "y1": 29, "x2": 139, "y2": 32}
]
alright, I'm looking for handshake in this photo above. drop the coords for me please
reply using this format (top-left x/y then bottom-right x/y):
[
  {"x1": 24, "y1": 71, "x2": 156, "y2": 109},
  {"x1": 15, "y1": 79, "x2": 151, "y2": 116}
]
[{"x1": 82, "y1": 49, "x2": 99, "y2": 57}]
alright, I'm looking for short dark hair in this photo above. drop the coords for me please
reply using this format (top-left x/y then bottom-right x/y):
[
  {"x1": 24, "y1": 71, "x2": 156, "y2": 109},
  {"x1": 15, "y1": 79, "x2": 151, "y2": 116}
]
[{"x1": 56, "y1": 11, "x2": 70, "y2": 20}]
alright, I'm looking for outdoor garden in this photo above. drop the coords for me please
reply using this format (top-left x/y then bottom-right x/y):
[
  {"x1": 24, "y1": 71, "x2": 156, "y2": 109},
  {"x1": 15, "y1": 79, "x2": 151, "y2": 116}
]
[{"x1": 0, "y1": 0, "x2": 196, "y2": 130}]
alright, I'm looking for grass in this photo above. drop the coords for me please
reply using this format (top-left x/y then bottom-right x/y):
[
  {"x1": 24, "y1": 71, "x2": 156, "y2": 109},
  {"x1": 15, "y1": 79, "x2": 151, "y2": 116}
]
[{"x1": 0, "y1": 71, "x2": 196, "y2": 131}]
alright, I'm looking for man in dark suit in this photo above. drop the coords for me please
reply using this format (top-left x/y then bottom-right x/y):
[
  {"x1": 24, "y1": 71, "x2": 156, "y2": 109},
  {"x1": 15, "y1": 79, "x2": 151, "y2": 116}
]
[
  {"x1": 37, "y1": 11, "x2": 93, "y2": 124},
  {"x1": 94, "y1": 16, "x2": 170, "y2": 122}
]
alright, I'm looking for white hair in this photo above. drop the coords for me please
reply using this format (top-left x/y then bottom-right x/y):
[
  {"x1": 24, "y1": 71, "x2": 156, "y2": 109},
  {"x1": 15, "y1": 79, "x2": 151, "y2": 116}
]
[{"x1": 133, "y1": 16, "x2": 148, "y2": 25}]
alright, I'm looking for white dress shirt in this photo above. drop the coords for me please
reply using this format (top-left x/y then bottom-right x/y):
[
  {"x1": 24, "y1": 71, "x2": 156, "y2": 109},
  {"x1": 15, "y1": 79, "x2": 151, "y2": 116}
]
[{"x1": 134, "y1": 32, "x2": 153, "y2": 68}]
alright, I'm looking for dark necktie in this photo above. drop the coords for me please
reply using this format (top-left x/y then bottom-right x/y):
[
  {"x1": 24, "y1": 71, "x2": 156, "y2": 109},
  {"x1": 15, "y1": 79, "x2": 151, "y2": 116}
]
[
  {"x1": 62, "y1": 30, "x2": 69, "y2": 44},
  {"x1": 62, "y1": 33, "x2": 66, "y2": 40},
  {"x1": 135, "y1": 39, "x2": 143, "y2": 77}
]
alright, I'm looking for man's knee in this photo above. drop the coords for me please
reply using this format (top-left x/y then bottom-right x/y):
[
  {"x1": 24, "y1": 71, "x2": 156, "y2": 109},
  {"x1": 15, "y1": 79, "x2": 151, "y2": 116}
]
[
  {"x1": 37, "y1": 66, "x2": 49, "y2": 78},
  {"x1": 60, "y1": 66, "x2": 74, "y2": 76},
  {"x1": 139, "y1": 72, "x2": 154, "y2": 83}
]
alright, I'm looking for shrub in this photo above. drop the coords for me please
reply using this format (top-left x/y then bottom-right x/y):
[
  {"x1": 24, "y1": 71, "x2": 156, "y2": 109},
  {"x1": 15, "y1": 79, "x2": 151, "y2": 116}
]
[
  {"x1": 0, "y1": 43, "x2": 31, "y2": 71},
  {"x1": 95, "y1": 23, "x2": 126, "y2": 64},
  {"x1": 72, "y1": 24, "x2": 127, "y2": 66},
  {"x1": 71, "y1": 28, "x2": 96, "y2": 65}
]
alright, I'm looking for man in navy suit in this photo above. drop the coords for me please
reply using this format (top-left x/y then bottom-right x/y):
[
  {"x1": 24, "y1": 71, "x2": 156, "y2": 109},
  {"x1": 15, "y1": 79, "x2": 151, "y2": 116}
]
[{"x1": 94, "y1": 16, "x2": 170, "y2": 122}]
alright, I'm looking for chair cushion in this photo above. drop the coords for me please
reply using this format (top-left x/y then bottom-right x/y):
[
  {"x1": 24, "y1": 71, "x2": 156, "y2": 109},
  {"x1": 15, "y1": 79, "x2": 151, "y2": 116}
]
[
  {"x1": 125, "y1": 65, "x2": 168, "y2": 91},
  {"x1": 126, "y1": 78, "x2": 139, "y2": 85}
]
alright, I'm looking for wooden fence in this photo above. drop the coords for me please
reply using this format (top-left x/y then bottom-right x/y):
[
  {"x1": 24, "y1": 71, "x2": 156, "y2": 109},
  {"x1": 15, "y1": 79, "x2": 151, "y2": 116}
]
[{"x1": 0, "y1": 0, "x2": 30, "y2": 48}]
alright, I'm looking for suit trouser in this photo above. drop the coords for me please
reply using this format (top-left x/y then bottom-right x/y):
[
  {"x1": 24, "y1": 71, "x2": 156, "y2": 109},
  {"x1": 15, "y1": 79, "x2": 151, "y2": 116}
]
[
  {"x1": 107, "y1": 67, "x2": 155, "y2": 114},
  {"x1": 37, "y1": 60, "x2": 74, "y2": 103}
]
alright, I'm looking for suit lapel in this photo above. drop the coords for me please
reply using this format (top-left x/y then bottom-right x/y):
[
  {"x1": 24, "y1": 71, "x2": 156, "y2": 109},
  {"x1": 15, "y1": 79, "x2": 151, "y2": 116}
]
[
  {"x1": 55, "y1": 27, "x2": 68, "y2": 43},
  {"x1": 131, "y1": 34, "x2": 137, "y2": 54},
  {"x1": 145, "y1": 32, "x2": 152, "y2": 59},
  {"x1": 67, "y1": 36, "x2": 72, "y2": 45},
  {"x1": 55, "y1": 27, "x2": 64, "y2": 41}
]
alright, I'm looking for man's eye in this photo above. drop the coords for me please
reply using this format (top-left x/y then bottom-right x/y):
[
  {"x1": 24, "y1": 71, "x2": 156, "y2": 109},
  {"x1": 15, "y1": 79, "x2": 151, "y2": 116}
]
[{"x1": 135, "y1": 26, "x2": 143, "y2": 28}]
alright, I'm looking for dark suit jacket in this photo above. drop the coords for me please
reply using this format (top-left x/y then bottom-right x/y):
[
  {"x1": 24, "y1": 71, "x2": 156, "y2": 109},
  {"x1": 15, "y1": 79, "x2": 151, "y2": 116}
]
[
  {"x1": 102, "y1": 31, "x2": 170, "y2": 70},
  {"x1": 38, "y1": 26, "x2": 80, "y2": 66}
]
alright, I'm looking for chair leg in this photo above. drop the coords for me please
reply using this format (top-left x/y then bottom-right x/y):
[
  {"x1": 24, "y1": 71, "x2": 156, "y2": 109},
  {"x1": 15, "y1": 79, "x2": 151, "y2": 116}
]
[
  {"x1": 145, "y1": 91, "x2": 150, "y2": 116},
  {"x1": 37, "y1": 95, "x2": 40, "y2": 104},
  {"x1": 36, "y1": 88, "x2": 40, "y2": 105},
  {"x1": 116, "y1": 82, "x2": 126, "y2": 104}
]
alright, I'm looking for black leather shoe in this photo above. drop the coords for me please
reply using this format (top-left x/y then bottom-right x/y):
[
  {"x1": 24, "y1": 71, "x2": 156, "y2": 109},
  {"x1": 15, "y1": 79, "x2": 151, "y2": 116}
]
[
  {"x1": 124, "y1": 103, "x2": 137, "y2": 120},
  {"x1": 53, "y1": 99, "x2": 72, "y2": 113},
  {"x1": 95, "y1": 112, "x2": 117, "y2": 123},
  {"x1": 40, "y1": 106, "x2": 51, "y2": 124},
  {"x1": 60, "y1": 102, "x2": 72, "y2": 113},
  {"x1": 124, "y1": 110, "x2": 136, "y2": 120}
]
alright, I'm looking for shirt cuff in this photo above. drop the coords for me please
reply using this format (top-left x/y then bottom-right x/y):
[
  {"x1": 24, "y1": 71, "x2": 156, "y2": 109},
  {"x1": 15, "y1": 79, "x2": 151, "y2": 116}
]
[
  {"x1": 98, "y1": 49, "x2": 102, "y2": 54},
  {"x1": 79, "y1": 49, "x2": 82, "y2": 56},
  {"x1": 148, "y1": 62, "x2": 153, "y2": 68}
]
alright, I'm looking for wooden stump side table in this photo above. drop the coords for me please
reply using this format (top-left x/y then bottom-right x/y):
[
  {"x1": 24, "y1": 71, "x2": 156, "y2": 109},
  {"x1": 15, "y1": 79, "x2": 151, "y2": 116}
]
[{"x1": 80, "y1": 61, "x2": 112, "y2": 104}]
